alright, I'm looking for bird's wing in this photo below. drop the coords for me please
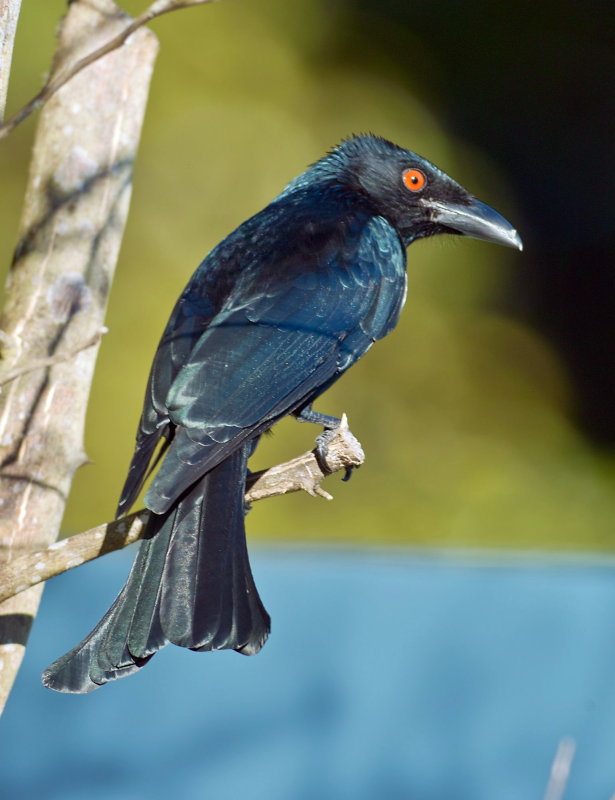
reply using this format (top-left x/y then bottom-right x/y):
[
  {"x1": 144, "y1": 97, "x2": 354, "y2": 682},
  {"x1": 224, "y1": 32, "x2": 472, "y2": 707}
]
[
  {"x1": 145, "y1": 215, "x2": 406, "y2": 514},
  {"x1": 116, "y1": 270, "x2": 223, "y2": 515}
]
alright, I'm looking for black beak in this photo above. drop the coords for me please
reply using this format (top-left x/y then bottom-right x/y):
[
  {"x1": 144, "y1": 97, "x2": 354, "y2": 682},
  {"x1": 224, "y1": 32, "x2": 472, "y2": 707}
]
[{"x1": 422, "y1": 197, "x2": 523, "y2": 251}]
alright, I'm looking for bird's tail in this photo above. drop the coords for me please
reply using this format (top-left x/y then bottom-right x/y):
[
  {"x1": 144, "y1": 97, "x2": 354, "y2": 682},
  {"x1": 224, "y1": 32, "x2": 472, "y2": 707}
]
[{"x1": 42, "y1": 443, "x2": 270, "y2": 693}]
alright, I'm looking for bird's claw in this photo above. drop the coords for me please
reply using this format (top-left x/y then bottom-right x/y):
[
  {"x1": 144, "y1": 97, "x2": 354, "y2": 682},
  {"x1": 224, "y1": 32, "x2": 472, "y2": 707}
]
[
  {"x1": 314, "y1": 427, "x2": 339, "y2": 474},
  {"x1": 342, "y1": 465, "x2": 358, "y2": 482}
]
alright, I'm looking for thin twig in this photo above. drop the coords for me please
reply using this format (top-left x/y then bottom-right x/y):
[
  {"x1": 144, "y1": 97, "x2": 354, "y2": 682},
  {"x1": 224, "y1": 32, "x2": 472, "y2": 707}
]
[
  {"x1": 0, "y1": 416, "x2": 365, "y2": 603},
  {"x1": 543, "y1": 738, "x2": 576, "y2": 800},
  {"x1": 0, "y1": 328, "x2": 107, "y2": 386},
  {"x1": 0, "y1": 0, "x2": 216, "y2": 141}
]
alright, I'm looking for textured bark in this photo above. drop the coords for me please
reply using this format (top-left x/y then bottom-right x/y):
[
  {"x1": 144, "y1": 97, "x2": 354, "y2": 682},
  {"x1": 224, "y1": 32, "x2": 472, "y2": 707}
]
[
  {"x1": 0, "y1": 0, "x2": 22, "y2": 122},
  {"x1": 0, "y1": 417, "x2": 366, "y2": 605},
  {"x1": 0, "y1": 0, "x2": 159, "y2": 714}
]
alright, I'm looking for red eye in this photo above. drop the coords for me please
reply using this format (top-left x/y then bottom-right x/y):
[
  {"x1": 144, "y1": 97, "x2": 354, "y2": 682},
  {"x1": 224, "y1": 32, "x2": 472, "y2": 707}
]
[{"x1": 402, "y1": 168, "x2": 426, "y2": 192}]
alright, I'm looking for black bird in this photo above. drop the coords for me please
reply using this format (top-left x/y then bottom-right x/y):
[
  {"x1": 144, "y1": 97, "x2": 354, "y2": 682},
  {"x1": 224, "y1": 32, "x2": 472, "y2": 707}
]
[{"x1": 43, "y1": 134, "x2": 522, "y2": 693}]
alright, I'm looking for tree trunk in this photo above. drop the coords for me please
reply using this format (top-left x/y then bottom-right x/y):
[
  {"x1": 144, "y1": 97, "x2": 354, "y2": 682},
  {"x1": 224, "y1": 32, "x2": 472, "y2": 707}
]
[
  {"x1": 0, "y1": 0, "x2": 158, "y2": 714},
  {"x1": 0, "y1": 0, "x2": 22, "y2": 122}
]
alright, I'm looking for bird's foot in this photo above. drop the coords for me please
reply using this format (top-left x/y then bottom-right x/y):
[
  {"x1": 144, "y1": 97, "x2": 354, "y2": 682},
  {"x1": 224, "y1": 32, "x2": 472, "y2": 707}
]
[
  {"x1": 313, "y1": 414, "x2": 360, "y2": 483},
  {"x1": 294, "y1": 404, "x2": 343, "y2": 472},
  {"x1": 295, "y1": 407, "x2": 363, "y2": 480},
  {"x1": 314, "y1": 427, "x2": 340, "y2": 474}
]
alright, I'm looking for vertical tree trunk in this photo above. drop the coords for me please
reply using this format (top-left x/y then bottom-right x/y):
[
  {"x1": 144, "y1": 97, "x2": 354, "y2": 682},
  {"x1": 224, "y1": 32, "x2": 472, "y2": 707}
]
[
  {"x1": 0, "y1": 0, "x2": 159, "y2": 713},
  {"x1": 0, "y1": 0, "x2": 22, "y2": 121}
]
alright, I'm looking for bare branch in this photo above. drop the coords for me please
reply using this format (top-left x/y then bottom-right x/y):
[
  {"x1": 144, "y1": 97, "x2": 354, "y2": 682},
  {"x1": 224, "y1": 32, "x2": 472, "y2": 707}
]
[
  {"x1": 0, "y1": 0, "x2": 215, "y2": 141},
  {"x1": 543, "y1": 738, "x2": 576, "y2": 800},
  {"x1": 0, "y1": 417, "x2": 365, "y2": 604},
  {"x1": 0, "y1": 511, "x2": 151, "y2": 605},
  {"x1": 0, "y1": 328, "x2": 107, "y2": 386}
]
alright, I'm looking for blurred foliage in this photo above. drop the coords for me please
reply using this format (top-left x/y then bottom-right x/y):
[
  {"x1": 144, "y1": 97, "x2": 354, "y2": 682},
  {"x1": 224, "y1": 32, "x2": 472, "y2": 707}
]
[{"x1": 0, "y1": 0, "x2": 613, "y2": 550}]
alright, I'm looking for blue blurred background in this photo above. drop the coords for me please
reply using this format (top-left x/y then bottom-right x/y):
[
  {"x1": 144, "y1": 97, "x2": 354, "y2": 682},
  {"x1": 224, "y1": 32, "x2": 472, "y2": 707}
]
[
  {"x1": 5, "y1": 547, "x2": 615, "y2": 798},
  {"x1": 1, "y1": 0, "x2": 614, "y2": 796}
]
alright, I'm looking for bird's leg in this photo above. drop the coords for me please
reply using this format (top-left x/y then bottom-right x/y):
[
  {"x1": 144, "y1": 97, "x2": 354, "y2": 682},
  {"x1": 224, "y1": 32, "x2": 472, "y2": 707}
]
[
  {"x1": 293, "y1": 404, "x2": 340, "y2": 429},
  {"x1": 293, "y1": 405, "x2": 355, "y2": 481}
]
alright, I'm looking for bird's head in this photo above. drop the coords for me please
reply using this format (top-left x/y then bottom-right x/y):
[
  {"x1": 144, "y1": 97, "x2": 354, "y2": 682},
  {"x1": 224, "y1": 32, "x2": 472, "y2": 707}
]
[{"x1": 327, "y1": 134, "x2": 522, "y2": 251}]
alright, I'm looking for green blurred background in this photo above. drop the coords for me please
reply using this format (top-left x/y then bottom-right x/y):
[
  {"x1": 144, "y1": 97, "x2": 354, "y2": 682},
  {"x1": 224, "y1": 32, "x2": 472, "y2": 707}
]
[{"x1": 1, "y1": 0, "x2": 613, "y2": 550}]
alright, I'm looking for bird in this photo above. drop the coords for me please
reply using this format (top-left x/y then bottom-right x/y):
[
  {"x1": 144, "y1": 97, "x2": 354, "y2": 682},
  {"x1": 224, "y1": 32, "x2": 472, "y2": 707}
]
[{"x1": 42, "y1": 134, "x2": 522, "y2": 693}]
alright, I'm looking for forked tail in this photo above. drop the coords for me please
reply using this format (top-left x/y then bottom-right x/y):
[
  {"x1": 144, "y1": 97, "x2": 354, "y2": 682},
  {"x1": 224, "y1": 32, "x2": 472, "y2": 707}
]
[{"x1": 42, "y1": 443, "x2": 270, "y2": 693}]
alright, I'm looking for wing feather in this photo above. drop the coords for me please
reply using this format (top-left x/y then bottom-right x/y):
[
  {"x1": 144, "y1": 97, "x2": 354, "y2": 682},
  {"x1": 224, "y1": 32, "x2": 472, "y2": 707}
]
[{"x1": 144, "y1": 217, "x2": 405, "y2": 513}]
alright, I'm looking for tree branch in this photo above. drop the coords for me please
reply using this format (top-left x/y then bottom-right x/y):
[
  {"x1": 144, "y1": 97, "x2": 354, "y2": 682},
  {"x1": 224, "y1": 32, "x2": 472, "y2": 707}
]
[
  {"x1": 0, "y1": 0, "x2": 215, "y2": 141},
  {"x1": 0, "y1": 417, "x2": 365, "y2": 604}
]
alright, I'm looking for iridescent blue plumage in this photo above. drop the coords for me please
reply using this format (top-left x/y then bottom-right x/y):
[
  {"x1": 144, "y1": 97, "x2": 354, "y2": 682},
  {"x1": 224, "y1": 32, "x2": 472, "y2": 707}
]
[{"x1": 42, "y1": 134, "x2": 521, "y2": 692}]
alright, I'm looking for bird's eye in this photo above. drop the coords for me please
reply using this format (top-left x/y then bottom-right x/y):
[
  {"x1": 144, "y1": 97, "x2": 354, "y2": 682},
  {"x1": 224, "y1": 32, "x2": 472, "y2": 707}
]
[{"x1": 402, "y1": 168, "x2": 426, "y2": 192}]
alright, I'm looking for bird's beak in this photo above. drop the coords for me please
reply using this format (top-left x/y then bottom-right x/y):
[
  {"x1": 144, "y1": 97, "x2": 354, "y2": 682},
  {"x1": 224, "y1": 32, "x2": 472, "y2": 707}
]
[{"x1": 422, "y1": 197, "x2": 523, "y2": 251}]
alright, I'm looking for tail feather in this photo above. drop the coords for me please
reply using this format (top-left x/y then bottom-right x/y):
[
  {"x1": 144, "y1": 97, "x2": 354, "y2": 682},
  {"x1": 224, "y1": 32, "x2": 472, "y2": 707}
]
[
  {"x1": 116, "y1": 429, "x2": 167, "y2": 518},
  {"x1": 42, "y1": 444, "x2": 270, "y2": 694},
  {"x1": 41, "y1": 587, "x2": 155, "y2": 693},
  {"x1": 124, "y1": 511, "x2": 173, "y2": 661},
  {"x1": 160, "y1": 446, "x2": 269, "y2": 652}
]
